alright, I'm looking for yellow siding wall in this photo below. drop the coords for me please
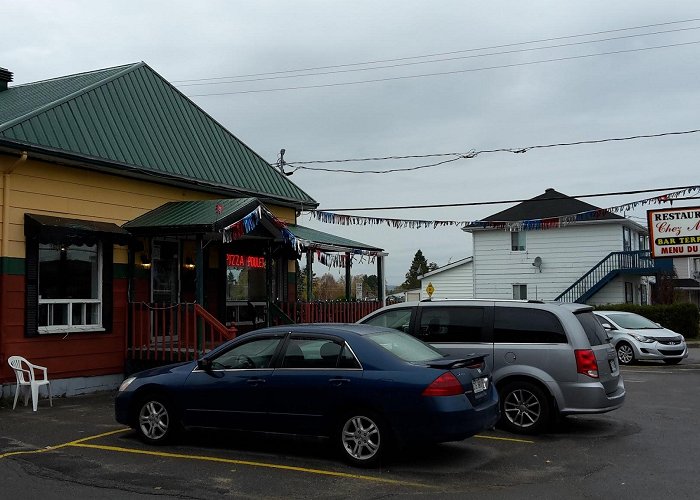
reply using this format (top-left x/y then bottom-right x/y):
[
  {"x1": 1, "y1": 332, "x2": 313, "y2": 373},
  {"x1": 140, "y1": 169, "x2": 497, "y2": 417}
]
[{"x1": 0, "y1": 155, "x2": 297, "y2": 262}]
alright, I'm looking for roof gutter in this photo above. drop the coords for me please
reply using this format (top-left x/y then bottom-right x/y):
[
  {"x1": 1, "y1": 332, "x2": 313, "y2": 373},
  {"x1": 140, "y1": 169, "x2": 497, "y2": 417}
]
[{"x1": 1, "y1": 150, "x2": 28, "y2": 257}]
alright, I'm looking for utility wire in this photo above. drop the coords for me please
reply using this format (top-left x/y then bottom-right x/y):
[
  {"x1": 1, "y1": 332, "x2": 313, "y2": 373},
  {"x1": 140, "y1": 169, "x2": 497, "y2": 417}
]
[
  {"x1": 283, "y1": 128, "x2": 700, "y2": 174},
  {"x1": 187, "y1": 40, "x2": 700, "y2": 97},
  {"x1": 178, "y1": 25, "x2": 700, "y2": 87},
  {"x1": 173, "y1": 17, "x2": 700, "y2": 83},
  {"x1": 316, "y1": 186, "x2": 700, "y2": 212}
]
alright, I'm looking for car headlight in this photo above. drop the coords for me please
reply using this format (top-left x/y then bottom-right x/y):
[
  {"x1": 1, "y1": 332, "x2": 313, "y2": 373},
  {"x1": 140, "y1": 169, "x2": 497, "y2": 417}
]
[
  {"x1": 630, "y1": 333, "x2": 653, "y2": 343},
  {"x1": 118, "y1": 376, "x2": 137, "y2": 392}
]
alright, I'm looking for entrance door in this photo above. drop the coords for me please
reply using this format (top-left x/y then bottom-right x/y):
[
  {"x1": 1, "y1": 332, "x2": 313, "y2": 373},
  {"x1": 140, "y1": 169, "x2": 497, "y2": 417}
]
[
  {"x1": 150, "y1": 240, "x2": 180, "y2": 341},
  {"x1": 151, "y1": 240, "x2": 179, "y2": 304}
]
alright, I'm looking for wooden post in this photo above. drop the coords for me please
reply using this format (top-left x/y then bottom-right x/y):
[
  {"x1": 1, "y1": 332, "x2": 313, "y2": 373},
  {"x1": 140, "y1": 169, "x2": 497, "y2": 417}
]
[
  {"x1": 377, "y1": 254, "x2": 385, "y2": 305},
  {"x1": 196, "y1": 235, "x2": 204, "y2": 356},
  {"x1": 306, "y1": 249, "x2": 313, "y2": 301},
  {"x1": 345, "y1": 252, "x2": 351, "y2": 300}
]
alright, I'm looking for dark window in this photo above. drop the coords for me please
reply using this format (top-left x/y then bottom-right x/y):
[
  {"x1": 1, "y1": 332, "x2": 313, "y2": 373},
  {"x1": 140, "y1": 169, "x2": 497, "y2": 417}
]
[
  {"x1": 281, "y1": 337, "x2": 360, "y2": 369},
  {"x1": 625, "y1": 282, "x2": 634, "y2": 304},
  {"x1": 494, "y1": 307, "x2": 567, "y2": 344},
  {"x1": 212, "y1": 337, "x2": 282, "y2": 369},
  {"x1": 575, "y1": 311, "x2": 609, "y2": 346},
  {"x1": 361, "y1": 307, "x2": 412, "y2": 333},
  {"x1": 511, "y1": 231, "x2": 526, "y2": 251},
  {"x1": 418, "y1": 306, "x2": 485, "y2": 343}
]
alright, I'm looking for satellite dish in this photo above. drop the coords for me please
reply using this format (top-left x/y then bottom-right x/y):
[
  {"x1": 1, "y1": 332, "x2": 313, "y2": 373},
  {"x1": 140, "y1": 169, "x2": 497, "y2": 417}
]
[{"x1": 532, "y1": 256, "x2": 543, "y2": 272}]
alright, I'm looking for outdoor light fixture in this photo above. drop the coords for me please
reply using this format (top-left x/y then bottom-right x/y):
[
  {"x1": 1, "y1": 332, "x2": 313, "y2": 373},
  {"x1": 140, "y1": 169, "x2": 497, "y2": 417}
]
[
  {"x1": 183, "y1": 257, "x2": 195, "y2": 270},
  {"x1": 140, "y1": 253, "x2": 151, "y2": 269}
]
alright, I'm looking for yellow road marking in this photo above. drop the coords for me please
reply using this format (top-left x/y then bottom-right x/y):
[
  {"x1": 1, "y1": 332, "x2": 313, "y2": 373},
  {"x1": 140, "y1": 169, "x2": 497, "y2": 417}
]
[
  {"x1": 69, "y1": 442, "x2": 434, "y2": 488},
  {"x1": 474, "y1": 434, "x2": 535, "y2": 444},
  {"x1": 0, "y1": 428, "x2": 129, "y2": 459}
]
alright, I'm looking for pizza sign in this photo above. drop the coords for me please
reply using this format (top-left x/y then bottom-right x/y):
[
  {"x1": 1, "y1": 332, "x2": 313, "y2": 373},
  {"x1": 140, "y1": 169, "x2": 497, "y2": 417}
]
[{"x1": 226, "y1": 254, "x2": 266, "y2": 268}]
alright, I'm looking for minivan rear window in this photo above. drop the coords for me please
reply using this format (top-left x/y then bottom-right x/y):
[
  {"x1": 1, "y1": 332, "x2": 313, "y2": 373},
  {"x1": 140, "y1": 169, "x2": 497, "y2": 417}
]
[{"x1": 575, "y1": 311, "x2": 609, "y2": 346}]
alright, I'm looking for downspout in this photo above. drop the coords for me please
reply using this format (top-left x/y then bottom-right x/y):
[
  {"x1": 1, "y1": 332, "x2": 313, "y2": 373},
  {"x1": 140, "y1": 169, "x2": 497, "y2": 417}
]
[{"x1": 1, "y1": 151, "x2": 28, "y2": 261}]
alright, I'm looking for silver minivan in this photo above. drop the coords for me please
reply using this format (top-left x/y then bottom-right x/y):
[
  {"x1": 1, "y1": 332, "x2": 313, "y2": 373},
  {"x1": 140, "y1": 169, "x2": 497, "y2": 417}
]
[{"x1": 359, "y1": 299, "x2": 626, "y2": 434}]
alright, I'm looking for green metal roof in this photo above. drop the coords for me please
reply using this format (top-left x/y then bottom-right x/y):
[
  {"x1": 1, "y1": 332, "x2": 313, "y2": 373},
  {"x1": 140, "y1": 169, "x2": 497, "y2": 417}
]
[
  {"x1": 0, "y1": 62, "x2": 316, "y2": 208},
  {"x1": 123, "y1": 198, "x2": 260, "y2": 234},
  {"x1": 287, "y1": 223, "x2": 383, "y2": 251}
]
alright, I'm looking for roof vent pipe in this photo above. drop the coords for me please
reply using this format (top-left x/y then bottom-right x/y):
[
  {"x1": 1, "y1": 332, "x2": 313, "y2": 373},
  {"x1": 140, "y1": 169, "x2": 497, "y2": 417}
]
[{"x1": 0, "y1": 67, "x2": 13, "y2": 92}]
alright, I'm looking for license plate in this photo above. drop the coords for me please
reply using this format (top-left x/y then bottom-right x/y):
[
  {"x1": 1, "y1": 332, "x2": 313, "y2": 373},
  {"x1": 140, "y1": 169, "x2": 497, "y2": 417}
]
[{"x1": 472, "y1": 377, "x2": 488, "y2": 394}]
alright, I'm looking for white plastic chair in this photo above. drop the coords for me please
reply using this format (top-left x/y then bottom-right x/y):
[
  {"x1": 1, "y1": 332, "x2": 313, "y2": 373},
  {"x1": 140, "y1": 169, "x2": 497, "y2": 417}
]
[{"x1": 7, "y1": 356, "x2": 52, "y2": 411}]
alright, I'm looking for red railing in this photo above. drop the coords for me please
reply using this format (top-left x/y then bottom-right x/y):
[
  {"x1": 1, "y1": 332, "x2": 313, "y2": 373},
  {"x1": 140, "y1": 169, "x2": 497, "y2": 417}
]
[
  {"x1": 274, "y1": 301, "x2": 383, "y2": 325},
  {"x1": 128, "y1": 302, "x2": 237, "y2": 362}
]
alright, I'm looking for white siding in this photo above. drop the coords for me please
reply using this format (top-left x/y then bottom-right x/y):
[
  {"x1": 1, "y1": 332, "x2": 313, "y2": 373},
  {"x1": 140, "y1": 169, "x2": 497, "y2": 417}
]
[
  {"x1": 587, "y1": 275, "x2": 645, "y2": 306},
  {"x1": 420, "y1": 261, "x2": 474, "y2": 299},
  {"x1": 472, "y1": 222, "x2": 627, "y2": 301}
]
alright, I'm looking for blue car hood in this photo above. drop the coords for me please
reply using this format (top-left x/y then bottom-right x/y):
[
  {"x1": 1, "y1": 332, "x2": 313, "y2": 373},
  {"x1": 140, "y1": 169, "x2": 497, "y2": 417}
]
[{"x1": 132, "y1": 361, "x2": 195, "y2": 379}]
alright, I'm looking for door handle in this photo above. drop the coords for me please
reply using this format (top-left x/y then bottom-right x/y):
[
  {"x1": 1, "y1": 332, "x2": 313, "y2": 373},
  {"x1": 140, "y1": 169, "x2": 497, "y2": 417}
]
[
  {"x1": 329, "y1": 378, "x2": 350, "y2": 386},
  {"x1": 246, "y1": 378, "x2": 266, "y2": 386}
]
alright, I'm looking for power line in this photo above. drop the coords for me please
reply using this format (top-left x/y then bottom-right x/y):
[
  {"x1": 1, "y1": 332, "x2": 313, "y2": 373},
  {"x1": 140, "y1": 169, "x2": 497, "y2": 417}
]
[
  {"x1": 314, "y1": 187, "x2": 700, "y2": 212},
  {"x1": 173, "y1": 17, "x2": 700, "y2": 83},
  {"x1": 187, "y1": 40, "x2": 700, "y2": 97},
  {"x1": 283, "y1": 128, "x2": 700, "y2": 174},
  {"x1": 177, "y1": 25, "x2": 700, "y2": 87}
]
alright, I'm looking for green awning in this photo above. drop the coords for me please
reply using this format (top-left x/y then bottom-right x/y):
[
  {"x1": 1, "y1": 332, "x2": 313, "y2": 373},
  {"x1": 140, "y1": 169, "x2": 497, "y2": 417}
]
[{"x1": 25, "y1": 213, "x2": 131, "y2": 245}]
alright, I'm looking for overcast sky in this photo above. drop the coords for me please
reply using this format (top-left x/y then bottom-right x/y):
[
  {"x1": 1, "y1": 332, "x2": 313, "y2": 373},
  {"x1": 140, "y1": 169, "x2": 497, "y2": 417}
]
[{"x1": 3, "y1": 1, "x2": 700, "y2": 285}]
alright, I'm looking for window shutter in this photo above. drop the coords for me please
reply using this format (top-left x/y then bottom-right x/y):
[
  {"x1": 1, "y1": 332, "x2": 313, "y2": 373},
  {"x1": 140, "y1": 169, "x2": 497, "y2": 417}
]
[
  {"x1": 24, "y1": 236, "x2": 39, "y2": 337},
  {"x1": 102, "y1": 243, "x2": 114, "y2": 331}
]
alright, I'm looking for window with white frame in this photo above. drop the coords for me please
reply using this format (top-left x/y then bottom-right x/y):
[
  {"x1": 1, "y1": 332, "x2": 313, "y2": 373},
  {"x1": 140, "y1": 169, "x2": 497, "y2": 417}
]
[
  {"x1": 511, "y1": 231, "x2": 526, "y2": 251},
  {"x1": 513, "y1": 284, "x2": 528, "y2": 300},
  {"x1": 38, "y1": 242, "x2": 102, "y2": 332},
  {"x1": 623, "y1": 227, "x2": 632, "y2": 251}
]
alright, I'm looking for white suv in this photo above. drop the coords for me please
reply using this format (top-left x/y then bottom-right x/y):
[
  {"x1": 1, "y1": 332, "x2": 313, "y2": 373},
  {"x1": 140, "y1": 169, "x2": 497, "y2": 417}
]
[{"x1": 359, "y1": 299, "x2": 626, "y2": 434}]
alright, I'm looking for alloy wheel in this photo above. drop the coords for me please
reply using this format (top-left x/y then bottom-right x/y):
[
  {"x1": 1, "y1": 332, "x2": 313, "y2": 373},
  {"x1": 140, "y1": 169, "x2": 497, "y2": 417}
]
[
  {"x1": 617, "y1": 343, "x2": 634, "y2": 365},
  {"x1": 139, "y1": 400, "x2": 170, "y2": 441},
  {"x1": 341, "y1": 415, "x2": 381, "y2": 461},
  {"x1": 503, "y1": 388, "x2": 541, "y2": 429}
]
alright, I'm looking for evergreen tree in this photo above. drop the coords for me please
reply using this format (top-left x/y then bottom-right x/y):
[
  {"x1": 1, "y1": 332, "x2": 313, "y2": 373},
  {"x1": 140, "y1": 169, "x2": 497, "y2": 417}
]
[{"x1": 401, "y1": 250, "x2": 437, "y2": 290}]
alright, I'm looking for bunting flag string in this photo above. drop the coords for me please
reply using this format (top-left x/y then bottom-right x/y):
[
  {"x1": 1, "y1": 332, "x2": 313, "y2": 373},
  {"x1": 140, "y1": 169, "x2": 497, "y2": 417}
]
[
  {"x1": 221, "y1": 204, "x2": 381, "y2": 269},
  {"x1": 306, "y1": 186, "x2": 700, "y2": 231}
]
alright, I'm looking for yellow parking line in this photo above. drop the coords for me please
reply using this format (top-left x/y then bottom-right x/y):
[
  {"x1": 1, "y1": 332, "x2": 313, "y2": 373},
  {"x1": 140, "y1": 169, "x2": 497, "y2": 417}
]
[
  {"x1": 474, "y1": 434, "x2": 535, "y2": 444},
  {"x1": 0, "y1": 428, "x2": 129, "y2": 459},
  {"x1": 69, "y1": 442, "x2": 435, "y2": 488}
]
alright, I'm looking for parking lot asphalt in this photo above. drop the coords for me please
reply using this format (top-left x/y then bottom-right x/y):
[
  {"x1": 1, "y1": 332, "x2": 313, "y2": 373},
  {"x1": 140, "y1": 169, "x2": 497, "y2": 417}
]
[{"x1": 1, "y1": 348, "x2": 699, "y2": 499}]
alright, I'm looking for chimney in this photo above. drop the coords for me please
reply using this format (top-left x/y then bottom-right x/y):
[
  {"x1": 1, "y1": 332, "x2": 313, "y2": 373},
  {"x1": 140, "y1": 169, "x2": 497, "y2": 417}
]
[{"x1": 0, "y1": 67, "x2": 13, "y2": 92}]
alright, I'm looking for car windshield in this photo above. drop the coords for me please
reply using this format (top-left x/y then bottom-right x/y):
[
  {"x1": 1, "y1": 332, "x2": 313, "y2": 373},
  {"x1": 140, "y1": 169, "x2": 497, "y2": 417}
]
[
  {"x1": 366, "y1": 330, "x2": 444, "y2": 362},
  {"x1": 606, "y1": 313, "x2": 661, "y2": 329}
]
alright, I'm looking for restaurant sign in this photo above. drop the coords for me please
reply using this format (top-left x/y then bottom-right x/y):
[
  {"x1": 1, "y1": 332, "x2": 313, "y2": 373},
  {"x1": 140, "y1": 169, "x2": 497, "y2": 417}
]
[{"x1": 647, "y1": 207, "x2": 700, "y2": 258}]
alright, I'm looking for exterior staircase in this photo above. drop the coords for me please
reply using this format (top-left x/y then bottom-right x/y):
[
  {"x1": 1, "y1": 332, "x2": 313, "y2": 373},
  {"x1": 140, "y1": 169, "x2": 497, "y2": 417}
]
[{"x1": 555, "y1": 250, "x2": 673, "y2": 303}]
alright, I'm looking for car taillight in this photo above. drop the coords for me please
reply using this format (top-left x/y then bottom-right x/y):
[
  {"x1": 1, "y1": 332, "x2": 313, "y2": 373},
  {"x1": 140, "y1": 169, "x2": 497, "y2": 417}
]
[
  {"x1": 575, "y1": 349, "x2": 599, "y2": 378},
  {"x1": 422, "y1": 372, "x2": 464, "y2": 397}
]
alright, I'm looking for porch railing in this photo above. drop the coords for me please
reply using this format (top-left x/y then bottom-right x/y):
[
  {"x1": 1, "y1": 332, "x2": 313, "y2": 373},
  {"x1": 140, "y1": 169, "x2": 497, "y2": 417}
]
[
  {"x1": 274, "y1": 301, "x2": 383, "y2": 325},
  {"x1": 128, "y1": 302, "x2": 237, "y2": 363}
]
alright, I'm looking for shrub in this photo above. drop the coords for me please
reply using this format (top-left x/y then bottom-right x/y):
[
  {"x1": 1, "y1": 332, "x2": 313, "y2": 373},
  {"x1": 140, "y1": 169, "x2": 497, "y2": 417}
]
[{"x1": 593, "y1": 303, "x2": 699, "y2": 339}]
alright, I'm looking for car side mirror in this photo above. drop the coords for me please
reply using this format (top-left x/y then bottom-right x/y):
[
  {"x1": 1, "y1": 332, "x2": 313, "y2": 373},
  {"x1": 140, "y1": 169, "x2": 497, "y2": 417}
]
[
  {"x1": 197, "y1": 358, "x2": 213, "y2": 371},
  {"x1": 601, "y1": 323, "x2": 614, "y2": 331}
]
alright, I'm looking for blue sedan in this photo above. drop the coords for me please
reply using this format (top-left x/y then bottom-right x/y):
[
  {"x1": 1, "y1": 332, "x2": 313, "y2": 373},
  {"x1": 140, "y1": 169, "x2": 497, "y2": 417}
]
[{"x1": 115, "y1": 324, "x2": 499, "y2": 467}]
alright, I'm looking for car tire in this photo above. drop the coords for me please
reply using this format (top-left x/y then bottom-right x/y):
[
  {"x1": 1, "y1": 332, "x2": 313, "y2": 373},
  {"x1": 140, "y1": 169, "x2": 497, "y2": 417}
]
[
  {"x1": 616, "y1": 342, "x2": 635, "y2": 365},
  {"x1": 663, "y1": 358, "x2": 682, "y2": 365},
  {"x1": 499, "y1": 381, "x2": 551, "y2": 435},
  {"x1": 134, "y1": 394, "x2": 179, "y2": 445},
  {"x1": 336, "y1": 411, "x2": 388, "y2": 468}
]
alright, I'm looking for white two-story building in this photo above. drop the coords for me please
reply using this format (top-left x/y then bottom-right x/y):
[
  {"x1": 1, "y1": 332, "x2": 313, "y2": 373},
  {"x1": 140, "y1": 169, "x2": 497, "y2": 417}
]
[{"x1": 420, "y1": 188, "x2": 672, "y2": 305}]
